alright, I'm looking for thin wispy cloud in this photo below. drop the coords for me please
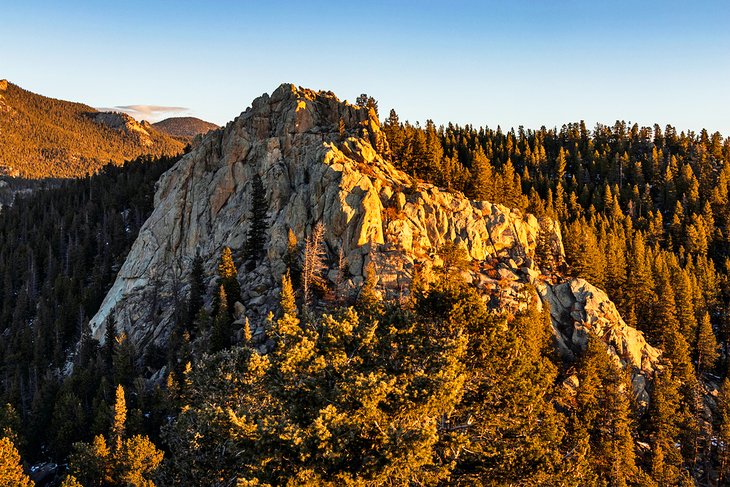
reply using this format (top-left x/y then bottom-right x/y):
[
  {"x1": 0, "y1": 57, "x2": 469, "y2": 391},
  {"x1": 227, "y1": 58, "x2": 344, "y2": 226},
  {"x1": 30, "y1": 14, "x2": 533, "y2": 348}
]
[{"x1": 96, "y1": 104, "x2": 190, "y2": 122}]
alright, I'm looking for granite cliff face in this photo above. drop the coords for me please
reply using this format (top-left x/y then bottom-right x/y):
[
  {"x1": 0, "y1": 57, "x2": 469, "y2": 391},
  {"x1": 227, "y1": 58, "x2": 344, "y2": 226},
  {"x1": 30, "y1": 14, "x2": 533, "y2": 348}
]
[{"x1": 88, "y1": 84, "x2": 660, "y2": 395}]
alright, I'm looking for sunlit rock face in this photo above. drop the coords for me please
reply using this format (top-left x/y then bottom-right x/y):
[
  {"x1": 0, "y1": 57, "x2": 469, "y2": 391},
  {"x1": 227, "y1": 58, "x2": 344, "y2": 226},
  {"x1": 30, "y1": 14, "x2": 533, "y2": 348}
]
[
  {"x1": 538, "y1": 278, "x2": 661, "y2": 406},
  {"x1": 88, "y1": 84, "x2": 659, "y2": 398}
]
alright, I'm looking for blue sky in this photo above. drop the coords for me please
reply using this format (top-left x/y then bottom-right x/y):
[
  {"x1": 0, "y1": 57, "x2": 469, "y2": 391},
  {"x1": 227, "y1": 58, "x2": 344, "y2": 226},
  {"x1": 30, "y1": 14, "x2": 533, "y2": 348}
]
[{"x1": 1, "y1": 1, "x2": 729, "y2": 134}]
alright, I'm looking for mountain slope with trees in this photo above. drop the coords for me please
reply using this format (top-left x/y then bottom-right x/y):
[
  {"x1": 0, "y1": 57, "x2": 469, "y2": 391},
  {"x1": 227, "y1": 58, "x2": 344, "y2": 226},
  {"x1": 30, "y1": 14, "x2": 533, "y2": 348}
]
[
  {"x1": 0, "y1": 80, "x2": 184, "y2": 178},
  {"x1": 1, "y1": 85, "x2": 730, "y2": 485}
]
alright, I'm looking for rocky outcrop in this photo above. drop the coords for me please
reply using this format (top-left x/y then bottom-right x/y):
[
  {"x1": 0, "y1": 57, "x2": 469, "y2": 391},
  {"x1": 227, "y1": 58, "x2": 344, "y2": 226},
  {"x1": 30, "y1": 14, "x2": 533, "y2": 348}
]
[
  {"x1": 538, "y1": 278, "x2": 661, "y2": 404},
  {"x1": 91, "y1": 112, "x2": 154, "y2": 145},
  {"x1": 88, "y1": 84, "x2": 661, "y2": 396},
  {"x1": 88, "y1": 84, "x2": 547, "y2": 345}
]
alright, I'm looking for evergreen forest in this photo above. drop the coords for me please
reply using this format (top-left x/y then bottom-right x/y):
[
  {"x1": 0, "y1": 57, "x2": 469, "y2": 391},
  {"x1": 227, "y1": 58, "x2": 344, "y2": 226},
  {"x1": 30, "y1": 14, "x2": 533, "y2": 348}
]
[
  {"x1": 2, "y1": 109, "x2": 730, "y2": 486},
  {"x1": 0, "y1": 81, "x2": 184, "y2": 178}
]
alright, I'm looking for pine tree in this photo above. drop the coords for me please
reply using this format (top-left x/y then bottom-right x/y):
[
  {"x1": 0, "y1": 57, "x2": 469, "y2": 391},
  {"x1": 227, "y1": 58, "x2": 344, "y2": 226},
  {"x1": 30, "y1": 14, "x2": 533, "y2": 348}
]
[
  {"x1": 77, "y1": 319, "x2": 98, "y2": 369},
  {"x1": 0, "y1": 436, "x2": 33, "y2": 487},
  {"x1": 599, "y1": 357, "x2": 639, "y2": 487},
  {"x1": 243, "y1": 174, "x2": 268, "y2": 271},
  {"x1": 50, "y1": 392, "x2": 85, "y2": 459},
  {"x1": 673, "y1": 268, "x2": 698, "y2": 344},
  {"x1": 500, "y1": 158, "x2": 526, "y2": 210},
  {"x1": 280, "y1": 272, "x2": 297, "y2": 318},
  {"x1": 91, "y1": 379, "x2": 112, "y2": 439},
  {"x1": 383, "y1": 109, "x2": 404, "y2": 164},
  {"x1": 116, "y1": 435, "x2": 164, "y2": 487},
  {"x1": 626, "y1": 233, "x2": 656, "y2": 330},
  {"x1": 458, "y1": 307, "x2": 565, "y2": 483},
  {"x1": 70, "y1": 383, "x2": 163, "y2": 486},
  {"x1": 111, "y1": 385, "x2": 126, "y2": 452},
  {"x1": 60, "y1": 475, "x2": 83, "y2": 487},
  {"x1": 356, "y1": 261, "x2": 381, "y2": 319},
  {"x1": 70, "y1": 434, "x2": 111, "y2": 486},
  {"x1": 164, "y1": 284, "x2": 466, "y2": 485},
  {"x1": 572, "y1": 337, "x2": 639, "y2": 486},
  {"x1": 242, "y1": 317, "x2": 252, "y2": 342},
  {"x1": 647, "y1": 366, "x2": 686, "y2": 485},
  {"x1": 663, "y1": 157, "x2": 678, "y2": 210},
  {"x1": 564, "y1": 219, "x2": 606, "y2": 287},
  {"x1": 717, "y1": 379, "x2": 730, "y2": 484},
  {"x1": 534, "y1": 218, "x2": 557, "y2": 274},
  {"x1": 365, "y1": 96, "x2": 378, "y2": 117},
  {"x1": 113, "y1": 333, "x2": 138, "y2": 388},
  {"x1": 554, "y1": 182, "x2": 567, "y2": 219},
  {"x1": 186, "y1": 253, "x2": 205, "y2": 332},
  {"x1": 556, "y1": 147, "x2": 567, "y2": 181},
  {"x1": 696, "y1": 312, "x2": 718, "y2": 376},
  {"x1": 603, "y1": 226, "x2": 628, "y2": 312},
  {"x1": 652, "y1": 260, "x2": 682, "y2": 346},
  {"x1": 409, "y1": 126, "x2": 428, "y2": 177},
  {"x1": 0, "y1": 403, "x2": 21, "y2": 446},
  {"x1": 645, "y1": 210, "x2": 665, "y2": 246},
  {"x1": 355, "y1": 93, "x2": 378, "y2": 115},
  {"x1": 210, "y1": 285, "x2": 232, "y2": 353},
  {"x1": 216, "y1": 246, "x2": 241, "y2": 314},
  {"x1": 469, "y1": 147, "x2": 494, "y2": 201},
  {"x1": 601, "y1": 183, "x2": 614, "y2": 213},
  {"x1": 685, "y1": 214, "x2": 709, "y2": 255},
  {"x1": 651, "y1": 261, "x2": 700, "y2": 468}
]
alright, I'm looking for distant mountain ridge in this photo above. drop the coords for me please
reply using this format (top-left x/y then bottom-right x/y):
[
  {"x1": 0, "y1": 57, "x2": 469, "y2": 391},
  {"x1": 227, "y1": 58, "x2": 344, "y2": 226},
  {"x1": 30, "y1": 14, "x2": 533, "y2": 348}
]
[
  {"x1": 153, "y1": 116, "x2": 219, "y2": 140},
  {"x1": 0, "y1": 80, "x2": 184, "y2": 178}
]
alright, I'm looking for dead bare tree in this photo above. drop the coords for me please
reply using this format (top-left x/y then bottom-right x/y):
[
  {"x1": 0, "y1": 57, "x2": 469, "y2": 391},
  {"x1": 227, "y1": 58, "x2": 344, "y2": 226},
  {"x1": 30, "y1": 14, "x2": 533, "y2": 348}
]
[
  {"x1": 335, "y1": 247, "x2": 348, "y2": 303},
  {"x1": 302, "y1": 222, "x2": 327, "y2": 309}
]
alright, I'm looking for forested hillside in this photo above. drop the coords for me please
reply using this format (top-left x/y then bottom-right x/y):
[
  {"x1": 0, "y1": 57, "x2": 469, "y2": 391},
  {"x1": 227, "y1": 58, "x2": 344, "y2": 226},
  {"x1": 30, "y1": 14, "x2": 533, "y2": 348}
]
[
  {"x1": 152, "y1": 117, "x2": 218, "y2": 141},
  {"x1": 2, "y1": 90, "x2": 730, "y2": 485},
  {"x1": 381, "y1": 109, "x2": 730, "y2": 353},
  {"x1": 378, "y1": 109, "x2": 730, "y2": 483},
  {"x1": 0, "y1": 80, "x2": 184, "y2": 178},
  {"x1": 0, "y1": 154, "x2": 178, "y2": 482}
]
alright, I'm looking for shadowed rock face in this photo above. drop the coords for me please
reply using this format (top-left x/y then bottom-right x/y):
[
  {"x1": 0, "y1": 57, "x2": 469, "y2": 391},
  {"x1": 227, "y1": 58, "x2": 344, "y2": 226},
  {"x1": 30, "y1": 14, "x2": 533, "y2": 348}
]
[{"x1": 88, "y1": 83, "x2": 660, "y2": 398}]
